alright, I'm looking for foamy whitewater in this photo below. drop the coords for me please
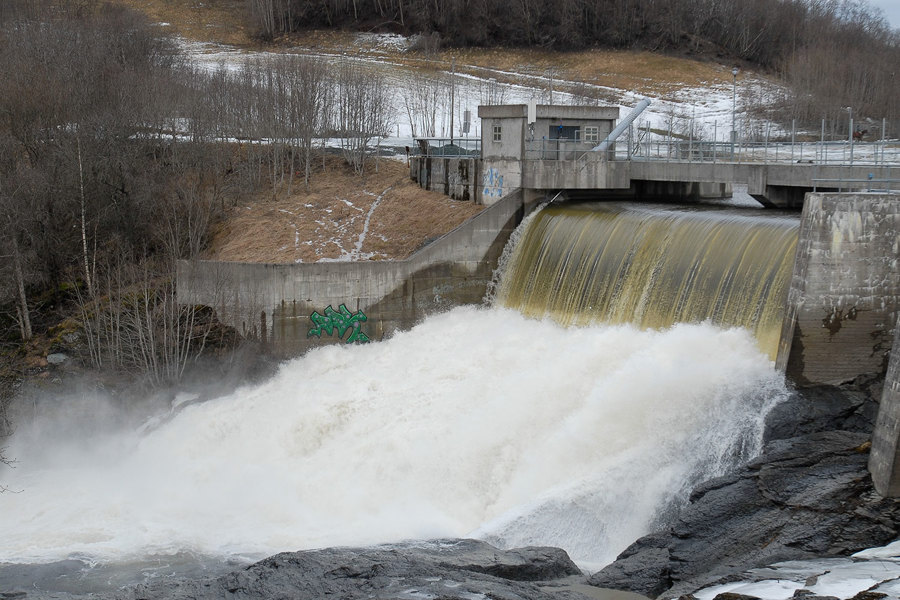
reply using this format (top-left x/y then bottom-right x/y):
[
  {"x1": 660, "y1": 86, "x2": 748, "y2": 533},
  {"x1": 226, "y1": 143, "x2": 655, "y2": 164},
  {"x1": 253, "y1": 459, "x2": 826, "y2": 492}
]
[{"x1": 1, "y1": 307, "x2": 787, "y2": 571}]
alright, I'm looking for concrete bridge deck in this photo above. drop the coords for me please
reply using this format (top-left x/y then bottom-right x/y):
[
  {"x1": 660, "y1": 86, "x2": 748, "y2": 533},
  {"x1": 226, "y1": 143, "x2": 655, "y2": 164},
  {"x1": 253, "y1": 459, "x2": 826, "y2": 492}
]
[
  {"x1": 524, "y1": 156, "x2": 897, "y2": 207},
  {"x1": 415, "y1": 133, "x2": 899, "y2": 208}
]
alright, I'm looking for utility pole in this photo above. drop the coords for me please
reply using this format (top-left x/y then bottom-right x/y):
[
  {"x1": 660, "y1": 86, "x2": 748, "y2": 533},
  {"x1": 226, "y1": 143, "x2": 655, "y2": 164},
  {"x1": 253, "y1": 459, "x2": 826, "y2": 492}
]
[
  {"x1": 450, "y1": 57, "x2": 455, "y2": 146},
  {"x1": 846, "y1": 106, "x2": 854, "y2": 166},
  {"x1": 548, "y1": 67, "x2": 555, "y2": 105},
  {"x1": 731, "y1": 66, "x2": 739, "y2": 155}
]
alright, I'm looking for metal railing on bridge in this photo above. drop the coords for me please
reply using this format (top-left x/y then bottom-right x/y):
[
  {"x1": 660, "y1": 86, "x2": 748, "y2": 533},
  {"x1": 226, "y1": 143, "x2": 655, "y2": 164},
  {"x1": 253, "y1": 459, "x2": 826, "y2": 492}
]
[
  {"x1": 615, "y1": 138, "x2": 899, "y2": 167},
  {"x1": 524, "y1": 137, "x2": 597, "y2": 160},
  {"x1": 524, "y1": 137, "x2": 899, "y2": 167}
]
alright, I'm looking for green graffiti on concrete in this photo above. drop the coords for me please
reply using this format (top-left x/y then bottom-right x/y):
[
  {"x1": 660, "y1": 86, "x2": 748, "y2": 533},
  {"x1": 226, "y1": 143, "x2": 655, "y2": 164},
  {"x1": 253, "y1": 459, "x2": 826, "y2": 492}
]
[{"x1": 307, "y1": 304, "x2": 370, "y2": 344}]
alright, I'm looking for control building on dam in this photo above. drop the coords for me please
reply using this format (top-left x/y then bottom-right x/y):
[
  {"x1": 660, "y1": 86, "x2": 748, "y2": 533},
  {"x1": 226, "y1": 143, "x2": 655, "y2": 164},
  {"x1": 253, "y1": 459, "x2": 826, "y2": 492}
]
[{"x1": 177, "y1": 103, "x2": 900, "y2": 495}]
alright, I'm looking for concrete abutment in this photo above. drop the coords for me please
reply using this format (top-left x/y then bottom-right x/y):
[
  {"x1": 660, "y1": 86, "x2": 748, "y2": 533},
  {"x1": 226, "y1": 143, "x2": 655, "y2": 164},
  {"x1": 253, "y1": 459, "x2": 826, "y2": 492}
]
[
  {"x1": 871, "y1": 322, "x2": 900, "y2": 497},
  {"x1": 177, "y1": 189, "x2": 537, "y2": 357},
  {"x1": 776, "y1": 193, "x2": 900, "y2": 386}
]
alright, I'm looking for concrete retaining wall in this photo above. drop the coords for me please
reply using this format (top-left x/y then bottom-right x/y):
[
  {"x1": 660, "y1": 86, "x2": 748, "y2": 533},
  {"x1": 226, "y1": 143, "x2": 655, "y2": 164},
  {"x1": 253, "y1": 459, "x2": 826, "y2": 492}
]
[
  {"x1": 409, "y1": 156, "x2": 526, "y2": 206},
  {"x1": 177, "y1": 189, "x2": 533, "y2": 356},
  {"x1": 776, "y1": 193, "x2": 900, "y2": 385},
  {"x1": 871, "y1": 323, "x2": 900, "y2": 496}
]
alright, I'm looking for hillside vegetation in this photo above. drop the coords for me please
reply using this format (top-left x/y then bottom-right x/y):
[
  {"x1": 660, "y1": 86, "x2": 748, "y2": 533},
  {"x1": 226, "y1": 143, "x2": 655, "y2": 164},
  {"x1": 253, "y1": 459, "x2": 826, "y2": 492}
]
[
  {"x1": 0, "y1": 0, "x2": 477, "y2": 399},
  {"x1": 1, "y1": 0, "x2": 897, "y2": 400},
  {"x1": 246, "y1": 0, "x2": 899, "y2": 134}
]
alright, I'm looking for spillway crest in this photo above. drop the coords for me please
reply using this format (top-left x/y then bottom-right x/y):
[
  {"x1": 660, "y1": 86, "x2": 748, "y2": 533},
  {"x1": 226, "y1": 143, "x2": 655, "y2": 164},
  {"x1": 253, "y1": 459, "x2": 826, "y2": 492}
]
[{"x1": 493, "y1": 202, "x2": 799, "y2": 359}]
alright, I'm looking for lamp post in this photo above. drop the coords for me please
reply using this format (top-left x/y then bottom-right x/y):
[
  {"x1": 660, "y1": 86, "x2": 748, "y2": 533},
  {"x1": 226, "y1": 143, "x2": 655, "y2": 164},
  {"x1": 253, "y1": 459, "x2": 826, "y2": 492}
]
[
  {"x1": 845, "y1": 106, "x2": 853, "y2": 165},
  {"x1": 731, "y1": 67, "x2": 739, "y2": 155}
]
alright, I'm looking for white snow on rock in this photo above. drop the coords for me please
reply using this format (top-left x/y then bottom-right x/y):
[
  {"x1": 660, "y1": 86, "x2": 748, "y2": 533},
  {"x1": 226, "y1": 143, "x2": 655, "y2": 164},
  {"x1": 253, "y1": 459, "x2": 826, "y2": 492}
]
[{"x1": 695, "y1": 541, "x2": 900, "y2": 600}]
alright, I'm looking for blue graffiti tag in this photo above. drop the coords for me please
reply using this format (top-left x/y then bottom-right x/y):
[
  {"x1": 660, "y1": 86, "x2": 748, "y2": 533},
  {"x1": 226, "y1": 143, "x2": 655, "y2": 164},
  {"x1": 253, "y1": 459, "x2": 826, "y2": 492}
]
[
  {"x1": 308, "y1": 304, "x2": 370, "y2": 344},
  {"x1": 483, "y1": 167, "x2": 503, "y2": 198}
]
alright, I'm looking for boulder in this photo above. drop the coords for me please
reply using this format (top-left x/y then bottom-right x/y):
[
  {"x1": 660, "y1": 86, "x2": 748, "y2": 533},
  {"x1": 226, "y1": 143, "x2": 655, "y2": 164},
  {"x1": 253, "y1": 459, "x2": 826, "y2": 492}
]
[
  {"x1": 590, "y1": 431, "x2": 900, "y2": 599},
  {"x1": 111, "y1": 539, "x2": 586, "y2": 600}
]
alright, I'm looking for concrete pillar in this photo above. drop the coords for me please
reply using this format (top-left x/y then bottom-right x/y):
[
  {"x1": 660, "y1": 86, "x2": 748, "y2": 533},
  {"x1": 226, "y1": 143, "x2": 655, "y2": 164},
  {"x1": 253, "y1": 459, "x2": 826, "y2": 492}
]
[
  {"x1": 750, "y1": 185, "x2": 810, "y2": 209},
  {"x1": 777, "y1": 193, "x2": 900, "y2": 385},
  {"x1": 870, "y1": 323, "x2": 900, "y2": 497}
]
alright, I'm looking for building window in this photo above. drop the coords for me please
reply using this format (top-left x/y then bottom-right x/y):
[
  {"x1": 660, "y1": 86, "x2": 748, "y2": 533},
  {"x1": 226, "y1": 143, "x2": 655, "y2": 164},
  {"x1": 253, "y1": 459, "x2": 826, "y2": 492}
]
[
  {"x1": 493, "y1": 124, "x2": 502, "y2": 142},
  {"x1": 584, "y1": 126, "x2": 599, "y2": 143}
]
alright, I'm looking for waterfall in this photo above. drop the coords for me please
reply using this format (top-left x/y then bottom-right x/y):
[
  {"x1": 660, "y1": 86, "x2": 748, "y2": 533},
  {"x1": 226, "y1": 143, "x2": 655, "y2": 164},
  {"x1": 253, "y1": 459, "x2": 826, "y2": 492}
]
[
  {"x1": 494, "y1": 202, "x2": 799, "y2": 360},
  {"x1": 0, "y1": 203, "x2": 793, "y2": 586}
]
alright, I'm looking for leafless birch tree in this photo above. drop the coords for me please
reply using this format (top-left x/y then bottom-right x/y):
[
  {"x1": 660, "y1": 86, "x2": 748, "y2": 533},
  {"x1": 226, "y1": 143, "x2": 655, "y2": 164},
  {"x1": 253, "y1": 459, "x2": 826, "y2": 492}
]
[{"x1": 336, "y1": 59, "x2": 393, "y2": 174}]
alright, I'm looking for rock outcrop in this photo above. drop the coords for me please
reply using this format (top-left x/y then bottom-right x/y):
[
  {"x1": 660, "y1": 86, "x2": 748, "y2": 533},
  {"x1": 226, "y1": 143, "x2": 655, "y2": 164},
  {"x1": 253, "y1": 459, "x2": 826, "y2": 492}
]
[
  {"x1": 7, "y1": 540, "x2": 596, "y2": 600},
  {"x1": 116, "y1": 540, "x2": 585, "y2": 600},
  {"x1": 588, "y1": 383, "x2": 900, "y2": 599}
]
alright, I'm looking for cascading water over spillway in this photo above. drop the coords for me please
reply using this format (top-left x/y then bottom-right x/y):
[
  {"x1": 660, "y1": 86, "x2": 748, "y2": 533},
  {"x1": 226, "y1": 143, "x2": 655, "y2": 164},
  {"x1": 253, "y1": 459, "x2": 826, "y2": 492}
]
[
  {"x1": 0, "y1": 202, "x2": 794, "y2": 592},
  {"x1": 493, "y1": 202, "x2": 800, "y2": 360}
]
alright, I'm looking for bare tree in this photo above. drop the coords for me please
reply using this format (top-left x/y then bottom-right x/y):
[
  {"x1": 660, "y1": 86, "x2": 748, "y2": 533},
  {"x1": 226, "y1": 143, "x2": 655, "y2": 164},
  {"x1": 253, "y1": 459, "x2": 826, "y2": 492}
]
[
  {"x1": 401, "y1": 71, "x2": 446, "y2": 137},
  {"x1": 0, "y1": 167, "x2": 35, "y2": 342},
  {"x1": 286, "y1": 56, "x2": 333, "y2": 189},
  {"x1": 335, "y1": 59, "x2": 393, "y2": 174}
]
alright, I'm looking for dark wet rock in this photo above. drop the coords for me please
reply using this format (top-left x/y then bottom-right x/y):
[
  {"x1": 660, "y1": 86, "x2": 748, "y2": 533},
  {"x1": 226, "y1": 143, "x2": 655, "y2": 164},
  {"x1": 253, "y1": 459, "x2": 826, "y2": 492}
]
[
  {"x1": 764, "y1": 384, "x2": 878, "y2": 442},
  {"x1": 115, "y1": 540, "x2": 584, "y2": 600},
  {"x1": 590, "y1": 431, "x2": 900, "y2": 599},
  {"x1": 587, "y1": 533, "x2": 671, "y2": 597},
  {"x1": 8, "y1": 540, "x2": 591, "y2": 600},
  {"x1": 791, "y1": 590, "x2": 840, "y2": 600}
]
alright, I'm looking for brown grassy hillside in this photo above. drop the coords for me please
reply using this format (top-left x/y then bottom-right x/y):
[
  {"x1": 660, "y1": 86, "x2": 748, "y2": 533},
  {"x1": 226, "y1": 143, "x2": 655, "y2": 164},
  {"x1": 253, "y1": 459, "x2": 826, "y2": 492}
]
[
  {"x1": 206, "y1": 156, "x2": 483, "y2": 263},
  {"x1": 113, "y1": 0, "x2": 738, "y2": 95}
]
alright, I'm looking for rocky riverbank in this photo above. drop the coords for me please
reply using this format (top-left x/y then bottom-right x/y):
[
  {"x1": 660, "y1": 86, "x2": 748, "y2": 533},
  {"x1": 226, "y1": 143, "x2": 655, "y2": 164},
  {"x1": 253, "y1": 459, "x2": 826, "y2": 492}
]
[
  {"x1": 590, "y1": 379, "x2": 900, "y2": 599},
  {"x1": 2, "y1": 540, "x2": 641, "y2": 600},
  {"x1": 3, "y1": 380, "x2": 898, "y2": 600}
]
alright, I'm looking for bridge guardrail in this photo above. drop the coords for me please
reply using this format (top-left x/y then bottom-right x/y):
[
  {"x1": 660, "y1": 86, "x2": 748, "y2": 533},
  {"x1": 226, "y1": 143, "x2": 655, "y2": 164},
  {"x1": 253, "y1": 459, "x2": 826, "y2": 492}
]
[
  {"x1": 524, "y1": 137, "x2": 597, "y2": 161},
  {"x1": 613, "y1": 139, "x2": 899, "y2": 167}
]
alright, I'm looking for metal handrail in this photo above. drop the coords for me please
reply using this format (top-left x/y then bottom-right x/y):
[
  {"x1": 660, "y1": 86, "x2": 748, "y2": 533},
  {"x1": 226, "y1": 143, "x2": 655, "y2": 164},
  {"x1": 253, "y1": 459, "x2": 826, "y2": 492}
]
[
  {"x1": 612, "y1": 139, "x2": 899, "y2": 167},
  {"x1": 525, "y1": 137, "x2": 601, "y2": 161}
]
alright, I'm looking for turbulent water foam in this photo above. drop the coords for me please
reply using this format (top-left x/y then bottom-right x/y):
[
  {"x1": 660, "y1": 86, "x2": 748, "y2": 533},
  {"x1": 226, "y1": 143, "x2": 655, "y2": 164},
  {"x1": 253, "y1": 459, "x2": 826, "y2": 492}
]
[{"x1": 1, "y1": 307, "x2": 787, "y2": 569}]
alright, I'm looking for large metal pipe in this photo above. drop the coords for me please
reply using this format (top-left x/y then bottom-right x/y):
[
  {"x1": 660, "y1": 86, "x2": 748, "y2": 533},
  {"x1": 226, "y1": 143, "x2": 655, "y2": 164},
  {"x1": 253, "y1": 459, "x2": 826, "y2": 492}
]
[{"x1": 592, "y1": 98, "x2": 652, "y2": 153}]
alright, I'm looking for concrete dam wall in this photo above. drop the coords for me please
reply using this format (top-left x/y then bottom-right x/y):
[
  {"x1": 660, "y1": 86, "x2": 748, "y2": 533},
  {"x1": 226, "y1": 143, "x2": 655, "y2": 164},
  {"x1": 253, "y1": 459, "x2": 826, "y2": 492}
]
[
  {"x1": 180, "y1": 191, "x2": 900, "y2": 382},
  {"x1": 177, "y1": 190, "x2": 533, "y2": 356},
  {"x1": 777, "y1": 193, "x2": 900, "y2": 385},
  {"x1": 178, "y1": 190, "x2": 900, "y2": 494}
]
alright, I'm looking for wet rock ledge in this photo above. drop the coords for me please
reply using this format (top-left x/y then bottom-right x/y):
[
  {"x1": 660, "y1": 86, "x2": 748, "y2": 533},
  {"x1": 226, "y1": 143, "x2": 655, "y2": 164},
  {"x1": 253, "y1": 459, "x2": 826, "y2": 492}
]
[
  {"x1": 589, "y1": 382, "x2": 900, "y2": 599},
  {"x1": 118, "y1": 540, "x2": 586, "y2": 600},
  {"x1": 8, "y1": 540, "x2": 618, "y2": 600}
]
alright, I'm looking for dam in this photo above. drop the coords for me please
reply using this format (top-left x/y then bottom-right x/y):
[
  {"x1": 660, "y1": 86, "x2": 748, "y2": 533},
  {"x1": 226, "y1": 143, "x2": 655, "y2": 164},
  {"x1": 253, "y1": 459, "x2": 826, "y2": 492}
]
[
  {"x1": 5, "y1": 188, "x2": 900, "y2": 590},
  {"x1": 178, "y1": 104, "x2": 900, "y2": 497},
  {"x1": 492, "y1": 203, "x2": 798, "y2": 361},
  {"x1": 9, "y1": 187, "x2": 896, "y2": 584}
]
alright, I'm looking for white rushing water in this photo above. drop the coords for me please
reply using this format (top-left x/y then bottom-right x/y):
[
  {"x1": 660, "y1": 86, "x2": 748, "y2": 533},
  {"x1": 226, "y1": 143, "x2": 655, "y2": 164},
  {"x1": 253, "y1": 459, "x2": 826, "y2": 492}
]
[{"x1": 1, "y1": 307, "x2": 787, "y2": 570}]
